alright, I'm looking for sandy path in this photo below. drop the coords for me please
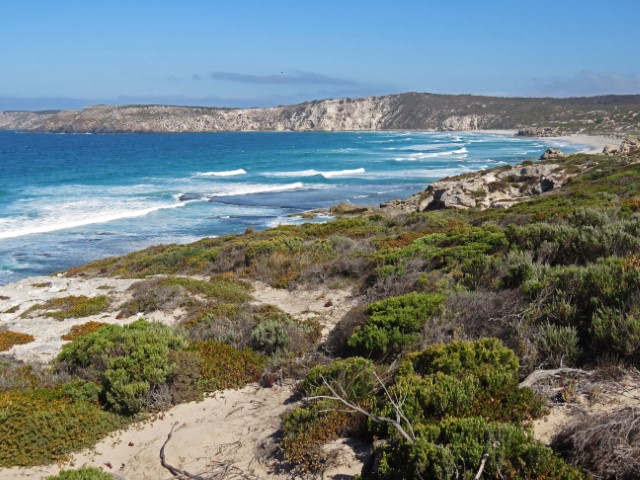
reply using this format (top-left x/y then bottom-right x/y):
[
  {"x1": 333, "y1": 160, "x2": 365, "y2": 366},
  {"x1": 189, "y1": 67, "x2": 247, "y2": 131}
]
[{"x1": 2, "y1": 382, "x2": 295, "y2": 480}]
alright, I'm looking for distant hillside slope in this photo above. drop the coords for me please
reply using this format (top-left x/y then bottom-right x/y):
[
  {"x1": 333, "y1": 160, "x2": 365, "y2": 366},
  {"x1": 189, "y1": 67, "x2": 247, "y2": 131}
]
[{"x1": 1, "y1": 92, "x2": 639, "y2": 135}]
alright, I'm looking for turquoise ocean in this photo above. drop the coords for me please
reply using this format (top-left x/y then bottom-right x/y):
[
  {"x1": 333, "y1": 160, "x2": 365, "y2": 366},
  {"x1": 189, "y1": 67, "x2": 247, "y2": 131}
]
[{"x1": 0, "y1": 130, "x2": 586, "y2": 284}]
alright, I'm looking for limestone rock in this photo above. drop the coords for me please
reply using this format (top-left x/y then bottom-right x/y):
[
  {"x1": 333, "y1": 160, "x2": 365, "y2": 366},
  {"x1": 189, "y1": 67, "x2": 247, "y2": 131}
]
[
  {"x1": 329, "y1": 203, "x2": 374, "y2": 215},
  {"x1": 540, "y1": 148, "x2": 565, "y2": 160},
  {"x1": 619, "y1": 137, "x2": 640, "y2": 155},
  {"x1": 602, "y1": 137, "x2": 640, "y2": 156},
  {"x1": 386, "y1": 160, "x2": 580, "y2": 214}
]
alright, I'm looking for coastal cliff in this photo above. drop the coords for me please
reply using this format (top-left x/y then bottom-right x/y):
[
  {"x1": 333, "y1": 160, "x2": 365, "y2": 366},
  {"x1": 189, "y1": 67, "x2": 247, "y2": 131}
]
[{"x1": 1, "y1": 92, "x2": 639, "y2": 135}]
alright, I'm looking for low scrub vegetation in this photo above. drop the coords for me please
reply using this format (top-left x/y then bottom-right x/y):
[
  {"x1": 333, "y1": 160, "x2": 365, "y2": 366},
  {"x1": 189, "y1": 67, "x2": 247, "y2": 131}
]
[
  {"x1": 0, "y1": 330, "x2": 35, "y2": 351},
  {"x1": 348, "y1": 292, "x2": 445, "y2": 358},
  {"x1": 45, "y1": 468, "x2": 114, "y2": 480},
  {"x1": 8, "y1": 151, "x2": 640, "y2": 476},
  {"x1": 61, "y1": 321, "x2": 108, "y2": 341},
  {"x1": 23, "y1": 295, "x2": 110, "y2": 320}
]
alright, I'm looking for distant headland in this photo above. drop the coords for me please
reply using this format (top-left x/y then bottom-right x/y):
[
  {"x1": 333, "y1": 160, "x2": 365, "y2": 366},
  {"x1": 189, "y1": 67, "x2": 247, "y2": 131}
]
[{"x1": 1, "y1": 92, "x2": 639, "y2": 136}]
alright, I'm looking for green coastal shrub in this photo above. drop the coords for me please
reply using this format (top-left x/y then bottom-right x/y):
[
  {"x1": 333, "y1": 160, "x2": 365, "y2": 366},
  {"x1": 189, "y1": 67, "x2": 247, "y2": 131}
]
[
  {"x1": 372, "y1": 417, "x2": 584, "y2": 480},
  {"x1": 24, "y1": 295, "x2": 110, "y2": 320},
  {"x1": 371, "y1": 339, "x2": 543, "y2": 440},
  {"x1": 46, "y1": 467, "x2": 114, "y2": 480},
  {"x1": 537, "y1": 323, "x2": 581, "y2": 367},
  {"x1": 250, "y1": 319, "x2": 289, "y2": 355},
  {"x1": 283, "y1": 357, "x2": 377, "y2": 472},
  {"x1": 0, "y1": 387, "x2": 124, "y2": 467},
  {"x1": 189, "y1": 340, "x2": 266, "y2": 392},
  {"x1": 591, "y1": 306, "x2": 640, "y2": 359},
  {"x1": 56, "y1": 320, "x2": 188, "y2": 414},
  {"x1": 348, "y1": 292, "x2": 445, "y2": 358},
  {"x1": 506, "y1": 220, "x2": 640, "y2": 265}
]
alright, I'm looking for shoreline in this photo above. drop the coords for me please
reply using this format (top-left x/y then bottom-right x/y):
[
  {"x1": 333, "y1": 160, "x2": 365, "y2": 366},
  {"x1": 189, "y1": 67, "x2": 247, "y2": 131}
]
[{"x1": 477, "y1": 129, "x2": 618, "y2": 154}]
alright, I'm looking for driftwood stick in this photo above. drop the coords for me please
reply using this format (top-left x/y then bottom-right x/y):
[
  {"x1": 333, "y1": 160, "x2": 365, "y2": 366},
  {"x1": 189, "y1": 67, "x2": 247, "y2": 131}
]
[{"x1": 160, "y1": 422, "x2": 208, "y2": 480}]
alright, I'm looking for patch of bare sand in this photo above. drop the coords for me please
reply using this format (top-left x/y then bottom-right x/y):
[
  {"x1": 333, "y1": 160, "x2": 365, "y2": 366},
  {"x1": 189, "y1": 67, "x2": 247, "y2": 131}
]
[
  {"x1": 531, "y1": 370, "x2": 640, "y2": 444},
  {"x1": 249, "y1": 281, "x2": 360, "y2": 341},
  {"x1": 2, "y1": 382, "x2": 294, "y2": 479},
  {"x1": 0, "y1": 275, "x2": 187, "y2": 363}
]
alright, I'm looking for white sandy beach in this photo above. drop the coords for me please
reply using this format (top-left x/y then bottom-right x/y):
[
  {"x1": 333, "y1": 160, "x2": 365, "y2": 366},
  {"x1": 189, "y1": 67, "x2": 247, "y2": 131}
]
[{"x1": 479, "y1": 129, "x2": 619, "y2": 154}]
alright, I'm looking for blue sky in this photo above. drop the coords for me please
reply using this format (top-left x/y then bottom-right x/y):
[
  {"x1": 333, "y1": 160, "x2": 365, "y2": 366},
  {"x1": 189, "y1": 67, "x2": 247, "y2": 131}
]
[{"x1": 1, "y1": 0, "x2": 639, "y2": 110}]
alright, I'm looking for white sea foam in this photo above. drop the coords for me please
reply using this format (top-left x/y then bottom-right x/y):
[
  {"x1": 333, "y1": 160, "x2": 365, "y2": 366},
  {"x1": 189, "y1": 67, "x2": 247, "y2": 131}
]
[
  {"x1": 195, "y1": 169, "x2": 247, "y2": 177},
  {"x1": 397, "y1": 143, "x2": 464, "y2": 151},
  {"x1": 208, "y1": 182, "x2": 305, "y2": 197},
  {"x1": 393, "y1": 148, "x2": 468, "y2": 161},
  {"x1": 262, "y1": 168, "x2": 365, "y2": 179},
  {"x1": 357, "y1": 167, "x2": 471, "y2": 180},
  {"x1": 0, "y1": 200, "x2": 192, "y2": 240}
]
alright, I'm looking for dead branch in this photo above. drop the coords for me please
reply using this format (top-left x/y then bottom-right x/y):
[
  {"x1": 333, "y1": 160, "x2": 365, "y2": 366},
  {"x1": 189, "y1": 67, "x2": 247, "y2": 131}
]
[
  {"x1": 474, "y1": 453, "x2": 489, "y2": 480},
  {"x1": 519, "y1": 368, "x2": 592, "y2": 388},
  {"x1": 160, "y1": 423, "x2": 262, "y2": 480},
  {"x1": 307, "y1": 373, "x2": 415, "y2": 444},
  {"x1": 160, "y1": 423, "x2": 209, "y2": 480}
]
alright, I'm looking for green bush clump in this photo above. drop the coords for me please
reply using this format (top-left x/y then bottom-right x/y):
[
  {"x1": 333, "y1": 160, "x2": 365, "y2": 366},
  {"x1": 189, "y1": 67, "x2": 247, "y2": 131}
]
[
  {"x1": 57, "y1": 320, "x2": 188, "y2": 414},
  {"x1": 250, "y1": 319, "x2": 289, "y2": 355},
  {"x1": 371, "y1": 339, "x2": 543, "y2": 440},
  {"x1": 372, "y1": 417, "x2": 584, "y2": 480},
  {"x1": 417, "y1": 226, "x2": 508, "y2": 268},
  {"x1": 46, "y1": 467, "x2": 113, "y2": 480},
  {"x1": 537, "y1": 323, "x2": 581, "y2": 367},
  {"x1": 283, "y1": 357, "x2": 377, "y2": 472},
  {"x1": 189, "y1": 340, "x2": 266, "y2": 392},
  {"x1": 0, "y1": 388, "x2": 124, "y2": 467},
  {"x1": 591, "y1": 306, "x2": 640, "y2": 359},
  {"x1": 348, "y1": 292, "x2": 446, "y2": 358},
  {"x1": 24, "y1": 295, "x2": 110, "y2": 320},
  {"x1": 300, "y1": 356, "x2": 379, "y2": 399},
  {"x1": 66, "y1": 240, "x2": 222, "y2": 277},
  {"x1": 505, "y1": 220, "x2": 640, "y2": 265}
]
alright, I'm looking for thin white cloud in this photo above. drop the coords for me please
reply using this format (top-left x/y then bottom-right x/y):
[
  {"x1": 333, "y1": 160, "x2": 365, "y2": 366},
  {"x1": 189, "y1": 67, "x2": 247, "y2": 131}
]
[
  {"x1": 532, "y1": 70, "x2": 640, "y2": 97},
  {"x1": 209, "y1": 70, "x2": 358, "y2": 87}
]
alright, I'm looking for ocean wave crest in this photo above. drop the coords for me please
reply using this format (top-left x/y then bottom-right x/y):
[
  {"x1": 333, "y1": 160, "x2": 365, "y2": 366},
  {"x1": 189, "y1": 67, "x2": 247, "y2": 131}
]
[
  {"x1": 194, "y1": 169, "x2": 247, "y2": 177},
  {"x1": 262, "y1": 168, "x2": 365, "y2": 179},
  {"x1": 394, "y1": 147, "x2": 468, "y2": 161},
  {"x1": 208, "y1": 182, "x2": 306, "y2": 197},
  {"x1": 0, "y1": 200, "x2": 193, "y2": 240}
]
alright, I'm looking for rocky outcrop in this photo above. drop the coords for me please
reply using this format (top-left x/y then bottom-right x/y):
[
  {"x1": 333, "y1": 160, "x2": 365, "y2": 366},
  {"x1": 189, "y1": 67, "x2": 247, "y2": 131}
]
[
  {"x1": 440, "y1": 114, "x2": 497, "y2": 131},
  {"x1": 2, "y1": 93, "x2": 640, "y2": 134},
  {"x1": 381, "y1": 161, "x2": 580, "y2": 214},
  {"x1": 329, "y1": 203, "x2": 375, "y2": 215},
  {"x1": 603, "y1": 137, "x2": 640, "y2": 156},
  {"x1": 540, "y1": 148, "x2": 565, "y2": 160}
]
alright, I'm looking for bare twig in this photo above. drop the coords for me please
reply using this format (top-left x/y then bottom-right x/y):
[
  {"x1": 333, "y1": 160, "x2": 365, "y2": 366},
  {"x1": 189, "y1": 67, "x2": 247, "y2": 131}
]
[
  {"x1": 474, "y1": 453, "x2": 489, "y2": 480},
  {"x1": 160, "y1": 422, "x2": 209, "y2": 480},
  {"x1": 160, "y1": 423, "x2": 262, "y2": 480},
  {"x1": 307, "y1": 373, "x2": 415, "y2": 444},
  {"x1": 519, "y1": 368, "x2": 592, "y2": 388}
]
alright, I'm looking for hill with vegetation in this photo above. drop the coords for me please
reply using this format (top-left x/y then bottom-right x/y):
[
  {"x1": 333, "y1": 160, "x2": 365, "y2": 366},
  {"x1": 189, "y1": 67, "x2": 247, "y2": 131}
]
[
  {"x1": 2, "y1": 148, "x2": 640, "y2": 479},
  {"x1": 1, "y1": 93, "x2": 639, "y2": 135}
]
